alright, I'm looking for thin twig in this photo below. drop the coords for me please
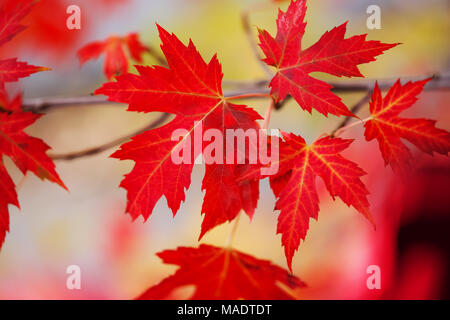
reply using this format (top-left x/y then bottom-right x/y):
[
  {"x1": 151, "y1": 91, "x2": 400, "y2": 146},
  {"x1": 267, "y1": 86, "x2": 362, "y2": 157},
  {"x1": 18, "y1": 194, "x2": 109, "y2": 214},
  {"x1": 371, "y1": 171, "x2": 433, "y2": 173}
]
[
  {"x1": 23, "y1": 74, "x2": 450, "y2": 161},
  {"x1": 50, "y1": 113, "x2": 170, "y2": 161},
  {"x1": 22, "y1": 90, "x2": 270, "y2": 113},
  {"x1": 15, "y1": 174, "x2": 28, "y2": 191},
  {"x1": 262, "y1": 100, "x2": 274, "y2": 130},
  {"x1": 23, "y1": 95, "x2": 113, "y2": 113},
  {"x1": 332, "y1": 116, "x2": 373, "y2": 138},
  {"x1": 225, "y1": 212, "x2": 242, "y2": 248},
  {"x1": 223, "y1": 73, "x2": 450, "y2": 90},
  {"x1": 241, "y1": 3, "x2": 273, "y2": 78},
  {"x1": 146, "y1": 44, "x2": 166, "y2": 66},
  {"x1": 331, "y1": 91, "x2": 372, "y2": 136},
  {"x1": 222, "y1": 79, "x2": 268, "y2": 88},
  {"x1": 226, "y1": 93, "x2": 271, "y2": 100}
]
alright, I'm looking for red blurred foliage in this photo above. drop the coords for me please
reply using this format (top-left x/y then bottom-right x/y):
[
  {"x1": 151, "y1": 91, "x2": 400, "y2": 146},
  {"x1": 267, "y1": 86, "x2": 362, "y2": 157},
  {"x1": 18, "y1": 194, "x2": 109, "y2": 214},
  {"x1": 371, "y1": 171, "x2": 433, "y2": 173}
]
[
  {"x1": 0, "y1": 87, "x2": 21, "y2": 112},
  {"x1": 78, "y1": 33, "x2": 148, "y2": 79},
  {"x1": 0, "y1": 0, "x2": 130, "y2": 62},
  {"x1": 369, "y1": 160, "x2": 450, "y2": 299}
]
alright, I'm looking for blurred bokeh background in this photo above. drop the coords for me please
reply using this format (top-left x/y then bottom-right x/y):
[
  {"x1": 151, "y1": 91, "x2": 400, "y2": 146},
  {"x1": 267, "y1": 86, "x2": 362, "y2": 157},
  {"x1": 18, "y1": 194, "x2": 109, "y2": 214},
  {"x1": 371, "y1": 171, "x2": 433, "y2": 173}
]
[{"x1": 0, "y1": 0, "x2": 449, "y2": 299}]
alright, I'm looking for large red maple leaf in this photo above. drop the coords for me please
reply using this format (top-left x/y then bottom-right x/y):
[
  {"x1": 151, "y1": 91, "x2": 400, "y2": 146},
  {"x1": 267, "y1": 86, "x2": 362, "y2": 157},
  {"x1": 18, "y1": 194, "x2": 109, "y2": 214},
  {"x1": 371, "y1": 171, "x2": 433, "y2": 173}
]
[
  {"x1": 78, "y1": 33, "x2": 149, "y2": 80},
  {"x1": 258, "y1": 0, "x2": 398, "y2": 117},
  {"x1": 365, "y1": 78, "x2": 450, "y2": 173},
  {"x1": 96, "y1": 25, "x2": 262, "y2": 238},
  {"x1": 137, "y1": 244, "x2": 305, "y2": 300}
]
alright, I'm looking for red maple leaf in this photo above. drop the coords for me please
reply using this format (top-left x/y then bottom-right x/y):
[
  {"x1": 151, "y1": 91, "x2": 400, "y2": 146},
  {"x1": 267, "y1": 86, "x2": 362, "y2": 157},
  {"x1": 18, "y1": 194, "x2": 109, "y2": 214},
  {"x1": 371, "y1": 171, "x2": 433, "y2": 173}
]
[
  {"x1": 0, "y1": 2, "x2": 64, "y2": 250},
  {"x1": 137, "y1": 244, "x2": 305, "y2": 300},
  {"x1": 248, "y1": 133, "x2": 373, "y2": 271},
  {"x1": 365, "y1": 78, "x2": 450, "y2": 173},
  {"x1": 0, "y1": 92, "x2": 67, "y2": 248},
  {"x1": 0, "y1": 159, "x2": 17, "y2": 249},
  {"x1": 258, "y1": 0, "x2": 398, "y2": 117},
  {"x1": 96, "y1": 25, "x2": 262, "y2": 238},
  {"x1": 78, "y1": 33, "x2": 149, "y2": 80}
]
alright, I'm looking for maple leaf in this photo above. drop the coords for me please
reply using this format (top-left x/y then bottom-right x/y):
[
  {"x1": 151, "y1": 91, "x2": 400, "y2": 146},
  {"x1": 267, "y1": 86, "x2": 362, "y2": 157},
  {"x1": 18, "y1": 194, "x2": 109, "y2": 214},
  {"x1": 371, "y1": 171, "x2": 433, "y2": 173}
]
[
  {"x1": 78, "y1": 33, "x2": 149, "y2": 80},
  {"x1": 253, "y1": 133, "x2": 373, "y2": 271},
  {"x1": 0, "y1": 112, "x2": 65, "y2": 188},
  {"x1": 96, "y1": 25, "x2": 262, "y2": 238},
  {"x1": 365, "y1": 78, "x2": 450, "y2": 173},
  {"x1": 0, "y1": 90, "x2": 66, "y2": 250},
  {"x1": 0, "y1": 160, "x2": 17, "y2": 248},
  {"x1": 0, "y1": 58, "x2": 49, "y2": 83},
  {"x1": 137, "y1": 244, "x2": 305, "y2": 300},
  {"x1": 0, "y1": 0, "x2": 64, "y2": 251},
  {"x1": 258, "y1": 0, "x2": 398, "y2": 117}
]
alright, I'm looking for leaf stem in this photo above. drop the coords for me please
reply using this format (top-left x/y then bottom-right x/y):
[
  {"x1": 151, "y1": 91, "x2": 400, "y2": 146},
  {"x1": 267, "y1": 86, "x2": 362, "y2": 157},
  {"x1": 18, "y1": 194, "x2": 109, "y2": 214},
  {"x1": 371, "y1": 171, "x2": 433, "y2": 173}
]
[
  {"x1": 225, "y1": 212, "x2": 242, "y2": 248},
  {"x1": 224, "y1": 98, "x2": 274, "y2": 248},
  {"x1": 333, "y1": 116, "x2": 373, "y2": 137},
  {"x1": 16, "y1": 173, "x2": 28, "y2": 191},
  {"x1": 226, "y1": 93, "x2": 271, "y2": 101},
  {"x1": 22, "y1": 74, "x2": 450, "y2": 113},
  {"x1": 241, "y1": 2, "x2": 273, "y2": 78},
  {"x1": 49, "y1": 113, "x2": 170, "y2": 161},
  {"x1": 262, "y1": 100, "x2": 274, "y2": 130},
  {"x1": 146, "y1": 44, "x2": 167, "y2": 66}
]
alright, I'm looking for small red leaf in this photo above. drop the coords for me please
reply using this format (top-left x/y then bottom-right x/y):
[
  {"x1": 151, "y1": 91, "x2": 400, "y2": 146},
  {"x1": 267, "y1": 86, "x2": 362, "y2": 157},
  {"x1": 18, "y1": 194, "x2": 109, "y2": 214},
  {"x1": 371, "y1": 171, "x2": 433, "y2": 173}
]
[
  {"x1": 365, "y1": 79, "x2": 450, "y2": 173},
  {"x1": 78, "y1": 33, "x2": 149, "y2": 80}
]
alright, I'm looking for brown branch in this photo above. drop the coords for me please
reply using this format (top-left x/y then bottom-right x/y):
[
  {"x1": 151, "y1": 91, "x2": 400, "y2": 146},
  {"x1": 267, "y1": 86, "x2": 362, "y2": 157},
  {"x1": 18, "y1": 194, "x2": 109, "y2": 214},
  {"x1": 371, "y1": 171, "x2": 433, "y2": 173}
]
[
  {"x1": 50, "y1": 113, "x2": 170, "y2": 161},
  {"x1": 146, "y1": 44, "x2": 166, "y2": 66},
  {"x1": 225, "y1": 73, "x2": 450, "y2": 91},
  {"x1": 23, "y1": 95, "x2": 115, "y2": 113},
  {"x1": 22, "y1": 89, "x2": 270, "y2": 113},
  {"x1": 23, "y1": 74, "x2": 450, "y2": 113},
  {"x1": 22, "y1": 74, "x2": 448, "y2": 161}
]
